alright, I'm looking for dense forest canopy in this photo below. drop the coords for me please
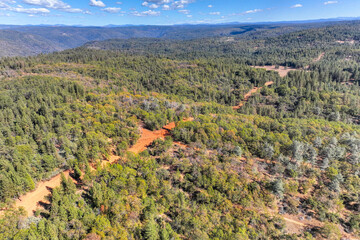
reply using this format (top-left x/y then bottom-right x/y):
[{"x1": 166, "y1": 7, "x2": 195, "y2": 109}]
[{"x1": 0, "y1": 20, "x2": 360, "y2": 240}]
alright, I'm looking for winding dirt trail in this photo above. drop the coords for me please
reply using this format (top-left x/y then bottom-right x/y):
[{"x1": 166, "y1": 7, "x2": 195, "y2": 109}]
[
  {"x1": 313, "y1": 52, "x2": 325, "y2": 63},
  {"x1": 5, "y1": 118, "x2": 193, "y2": 216},
  {"x1": 12, "y1": 170, "x2": 72, "y2": 216},
  {"x1": 128, "y1": 127, "x2": 170, "y2": 154},
  {"x1": 128, "y1": 118, "x2": 194, "y2": 154},
  {"x1": 233, "y1": 81, "x2": 274, "y2": 110},
  {"x1": 6, "y1": 81, "x2": 263, "y2": 217}
]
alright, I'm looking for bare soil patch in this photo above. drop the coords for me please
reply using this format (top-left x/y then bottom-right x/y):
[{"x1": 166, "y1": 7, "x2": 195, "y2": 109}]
[
  {"x1": 313, "y1": 52, "x2": 325, "y2": 62},
  {"x1": 253, "y1": 66, "x2": 297, "y2": 77},
  {"x1": 128, "y1": 118, "x2": 193, "y2": 154},
  {"x1": 233, "y1": 81, "x2": 274, "y2": 110},
  {"x1": 253, "y1": 53, "x2": 325, "y2": 77},
  {"x1": 14, "y1": 170, "x2": 73, "y2": 216}
]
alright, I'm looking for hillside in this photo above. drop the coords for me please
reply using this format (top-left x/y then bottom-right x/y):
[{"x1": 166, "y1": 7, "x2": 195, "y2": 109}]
[
  {"x1": 0, "y1": 20, "x2": 353, "y2": 58},
  {"x1": 0, "y1": 30, "x2": 62, "y2": 57},
  {"x1": 0, "y1": 21, "x2": 360, "y2": 240}
]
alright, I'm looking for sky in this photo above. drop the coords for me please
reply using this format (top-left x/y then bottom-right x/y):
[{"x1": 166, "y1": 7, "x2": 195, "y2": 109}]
[{"x1": 0, "y1": 0, "x2": 359, "y2": 26}]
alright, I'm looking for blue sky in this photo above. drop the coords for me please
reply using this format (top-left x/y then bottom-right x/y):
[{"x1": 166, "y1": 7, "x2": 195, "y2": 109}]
[{"x1": 0, "y1": 0, "x2": 359, "y2": 26}]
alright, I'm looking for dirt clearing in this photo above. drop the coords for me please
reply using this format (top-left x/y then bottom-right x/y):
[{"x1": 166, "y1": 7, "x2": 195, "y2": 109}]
[
  {"x1": 14, "y1": 170, "x2": 73, "y2": 216},
  {"x1": 128, "y1": 118, "x2": 194, "y2": 154},
  {"x1": 253, "y1": 53, "x2": 325, "y2": 77},
  {"x1": 253, "y1": 66, "x2": 297, "y2": 77}
]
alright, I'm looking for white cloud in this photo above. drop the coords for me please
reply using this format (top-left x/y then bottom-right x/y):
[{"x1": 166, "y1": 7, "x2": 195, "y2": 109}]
[
  {"x1": 63, "y1": 8, "x2": 83, "y2": 13},
  {"x1": 162, "y1": 4, "x2": 170, "y2": 10},
  {"x1": 89, "y1": 0, "x2": 105, "y2": 7},
  {"x1": 22, "y1": 0, "x2": 69, "y2": 9},
  {"x1": 0, "y1": 0, "x2": 16, "y2": 5},
  {"x1": 231, "y1": 8, "x2": 263, "y2": 16},
  {"x1": 0, "y1": 0, "x2": 51, "y2": 14},
  {"x1": 208, "y1": 5, "x2": 212, "y2": 8},
  {"x1": 11, "y1": 6, "x2": 50, "y2": 13},
  {"x1": 102, "y1": 7, "x2": 122, "y2": 13},
  {"x1": 141, "y1": 0, "x2": 195, "y2": 11},
  {"x1": 209, "y1": 11, "x2": 220, "y2": 15},
  {"x1": 1, "y1": 0, "x2": 15, "y2": 4},
  {"x1": 144, "y1": 0, "x2": 170, "y2": 4},
  {"x1": 324, "y1": 1, "x2": 338, "y2": 5},
  {"x1": 172, "y1": 1, "x2": 186, "y2": 9},
  {"x1": 291, "y1": 4, "x2": 303, "y2": 8},
  {"x1": 131, "y1": 9, "x2": 160, "y2": 16},
  {"x1": 0, "y1": 2, "x2": 9, "y2": 8},
  {"x1": 21, "y1": 0, "x2": 85, "y2": 13},
  {"x1": 178, "y1": 9, "x2": 190, "y2": 14},
  {"x1": 149, "y1": 3, "x2": 159, "y2": 9},
  {"x1": 245, "y1": 9, "x2": 262, "y2": 14}
]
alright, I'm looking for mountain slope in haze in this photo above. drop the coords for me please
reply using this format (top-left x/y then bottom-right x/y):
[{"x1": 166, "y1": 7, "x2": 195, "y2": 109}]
[
  {"x1": 0, "y1": 20, "x2": 352, "y2": 57},
  {"x1": 83, "y1": 20, "x2": 360, "y2": 69},
  {"x1": 0, "y1": 30, "x2": 62, "y2": 57}
]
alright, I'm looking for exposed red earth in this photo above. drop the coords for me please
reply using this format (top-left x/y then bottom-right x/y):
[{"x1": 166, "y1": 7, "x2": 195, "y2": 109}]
[
  {"x1": 8, "y1": 78, "x2": 355, "y2": 238},
  {"x1": 3, "y1": 80, "x2": 272, "y2": 216},
  {"x1": 6, "y1": 118, "x2": 193, "y2": 216},
  {"x1": 13, "y1": 170, "x2": 72, "y2": 216},
  {"x1": 128, "y1": 118, "x2": 194, "y2": 154},
  {"x1": 233, "y1": 81, "x2": 274, "y2": 110}
]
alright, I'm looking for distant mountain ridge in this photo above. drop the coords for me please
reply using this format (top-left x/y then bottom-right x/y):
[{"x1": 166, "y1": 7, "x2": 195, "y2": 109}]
[{"x1": 0, "y1": 19, "x2": 359, "y2": 57}]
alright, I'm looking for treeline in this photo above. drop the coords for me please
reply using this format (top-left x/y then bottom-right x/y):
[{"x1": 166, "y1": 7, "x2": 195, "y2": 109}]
[{"x1": 83, "y1": 21, "x2": 360, "y2": 68}]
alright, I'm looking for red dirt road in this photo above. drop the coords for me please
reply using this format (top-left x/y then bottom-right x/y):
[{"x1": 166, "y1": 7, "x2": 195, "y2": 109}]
[
  {"x1": 14, "y1": 170, "x2": 72, "y2": 216},
  {"x1": 128, "y1": 118, "x2": 194, "y2": 154},
  {"x1": 128, "y1": 127, "x2": 170, "y2": 154},
  {"x1": 4, "y1": 80, "x2": 271, "y2": 218},
  {"x1": 6, "y1": 118, "x2": 193, "y2": 216},
  {"x1": 313, "y1": 52, "x2": 325, "y2": 62},
  {"x1": 233, "y1": 81, "x2": 274, "y2": 110}
]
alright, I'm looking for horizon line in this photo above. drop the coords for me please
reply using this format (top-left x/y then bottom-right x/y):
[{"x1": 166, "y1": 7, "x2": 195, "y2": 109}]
[{"x1": 0, "y1": 16, "x2": 359, "y2": 28}]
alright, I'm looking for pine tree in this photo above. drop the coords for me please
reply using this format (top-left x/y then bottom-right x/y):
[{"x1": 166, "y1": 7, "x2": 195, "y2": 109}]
[{"x1": 144, "y1": 219, "x2": 159, "y2": 240}]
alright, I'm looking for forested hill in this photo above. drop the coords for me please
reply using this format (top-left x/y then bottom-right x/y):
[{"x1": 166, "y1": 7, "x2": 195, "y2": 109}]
[
  {"x1": 0, "y1": 20, "x2": 354, "y2": 57},
  {"x1": 0, "y1": 20, "x2": 360, "y2": 240},
  {"x1": 84, "y1": 20, "x2": 360, "y2": 68}
]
